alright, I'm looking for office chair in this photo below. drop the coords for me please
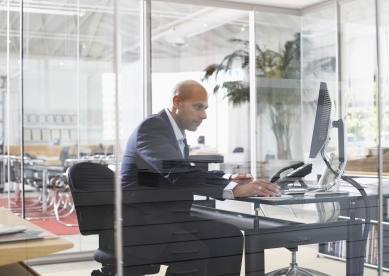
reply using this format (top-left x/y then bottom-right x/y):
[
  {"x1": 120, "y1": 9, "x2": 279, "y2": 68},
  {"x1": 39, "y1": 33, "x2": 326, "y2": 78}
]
[
  {"x1": 232, "y1": 147, "x2": 244, "y2": 153},
  {"x1": 266, "y1": 247, "x2": 328, "y2": 276},
  {"x1": 66, "y1": 162, "x2": 160, "y2": 276},
  {"x1": 106, "y1": 145, "x2": 114, "y2": 155},
  {"x1": 264, "y1": 202, "x2": 336, "y2": 276},
  {"x1": 51, "y1": 173, "x2": 78, "y2": 227},
  {"x1": 59, "y1": 146, "x2": 71, "y2": 165},
  {"x1": 264, "y1": 162, "x2": 333, "y2": 276}
]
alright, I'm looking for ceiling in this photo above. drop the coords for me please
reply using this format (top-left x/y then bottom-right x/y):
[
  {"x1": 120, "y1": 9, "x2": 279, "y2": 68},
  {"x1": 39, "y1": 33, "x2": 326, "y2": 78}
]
[
  {"x1": 0, "y1": 0, "x2": 309, "y2": 63},
  {"x1": 219, "y1": 0, "x2": 328, "y2": 9},
  {"x1": 0, "y1": 0, "x2": 381, "y2": 66}
]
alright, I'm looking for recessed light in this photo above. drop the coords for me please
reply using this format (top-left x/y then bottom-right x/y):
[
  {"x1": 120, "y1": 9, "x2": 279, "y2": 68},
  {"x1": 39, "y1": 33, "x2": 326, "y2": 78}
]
[
  {"x1": 203, "y1": 23, "x2": 207, "y2": 27},
  {"x1": 60, "y1": 62, "x2": 64, "y2": 66},
  {"x1": 241, "y1": 27, "x2": 245, "y2": 31}
]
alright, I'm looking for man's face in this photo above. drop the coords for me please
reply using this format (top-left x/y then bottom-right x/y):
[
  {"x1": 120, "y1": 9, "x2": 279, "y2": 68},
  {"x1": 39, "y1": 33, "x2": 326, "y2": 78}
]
[{"x1": 175, "y1": 87, "x2": 208, "y2": 132}]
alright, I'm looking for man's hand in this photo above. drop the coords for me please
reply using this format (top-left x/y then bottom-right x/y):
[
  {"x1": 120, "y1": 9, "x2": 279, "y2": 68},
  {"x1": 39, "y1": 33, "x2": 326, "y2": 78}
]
[
  {"x1": 232, "y1": 180, "x2": 280, "y2": 198},
  {"x1": 230, "y1": 172, "x2": 254, "y2": 185}
]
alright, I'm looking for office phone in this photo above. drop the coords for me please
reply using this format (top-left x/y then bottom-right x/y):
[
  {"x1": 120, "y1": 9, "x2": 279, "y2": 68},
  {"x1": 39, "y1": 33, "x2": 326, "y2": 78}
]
[{"x1": 269, "y1": 162, "x2": 313, "y2": 194}]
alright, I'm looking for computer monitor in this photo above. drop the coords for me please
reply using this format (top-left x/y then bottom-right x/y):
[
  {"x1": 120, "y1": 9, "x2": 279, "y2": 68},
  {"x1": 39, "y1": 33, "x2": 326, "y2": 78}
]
[
  {"x1": 309, "y1": 82, "x2": 346, "y2": 190},
  {"x1": 308, "y1": 83, "x2": 369, "y2": 276},
  {"x1": 309, "y1": 82, "x2": 332, "y2": 159}
]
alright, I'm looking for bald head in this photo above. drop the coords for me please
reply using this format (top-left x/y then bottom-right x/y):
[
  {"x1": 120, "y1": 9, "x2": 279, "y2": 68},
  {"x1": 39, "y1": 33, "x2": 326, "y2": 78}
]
[
  {"x1": 167, "y1": 80, "x2": 208, "y2": 133},
  {"x1": 170, "y1": 80, "x2": 207, "y2": 104}
]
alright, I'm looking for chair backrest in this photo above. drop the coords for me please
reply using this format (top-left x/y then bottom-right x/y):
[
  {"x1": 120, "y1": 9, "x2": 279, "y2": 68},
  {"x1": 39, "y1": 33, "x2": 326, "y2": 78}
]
[
  {"x1": 232, "y1": 147, "x2": 244, "y2": 153},
  {"x1": 66, "y1": 162, "x2": 115, "y2": 235},
  {"x1": 59, "y1": 147, "x2": 70, "y2": 163},
  {"x1": 106, "y1": 145, "x2": 114, "y2": 155}
]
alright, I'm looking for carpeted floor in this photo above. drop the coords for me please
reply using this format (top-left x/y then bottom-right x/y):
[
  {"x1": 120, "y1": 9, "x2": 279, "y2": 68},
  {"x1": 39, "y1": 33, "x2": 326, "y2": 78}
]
[
  {"x1": 28, "y1": 213, "x2": 79, "y2": 235},
  {"x1": 0, "y1": 196, "x2": 80, "y2": 235}
]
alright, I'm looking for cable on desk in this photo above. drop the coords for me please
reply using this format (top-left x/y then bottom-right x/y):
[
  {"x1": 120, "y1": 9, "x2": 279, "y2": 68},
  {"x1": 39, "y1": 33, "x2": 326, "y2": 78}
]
[{"x1": 321, "y1": 150, "x2": 370, "y2": 275}]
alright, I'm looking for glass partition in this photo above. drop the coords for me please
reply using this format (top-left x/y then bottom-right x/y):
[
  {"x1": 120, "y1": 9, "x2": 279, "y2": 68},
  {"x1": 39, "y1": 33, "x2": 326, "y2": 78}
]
[
  {"x1": 301, "y1": 5, "x2": 337, "y2": 180},
  {"x1": 0, "y1": 0, "x2": 138, "y2": 270},
  {"x1": 255, "y1": 11, "x2": 302, "y2": 178},
  {"x1": 380, "y1": 0, "x2": 389, "y2": 274},
  {"x1": 151, "y1": 2, "x2": 249, "y2": 157},
  {"x1": 0, "y1": 0, "x2": 21, "y2": 211},
  {"x1": 340, "y1": 0, "x2": 382, "y2": 274},
  {"x1": 22, "y1": 0, "x2": 82, "y2": 252},
  {"x1": 151, "y1": 2, "x2": 251, "y2": 214},
  {"x1": 1, "y1": 0, "x2": 389, "y2": 275}
]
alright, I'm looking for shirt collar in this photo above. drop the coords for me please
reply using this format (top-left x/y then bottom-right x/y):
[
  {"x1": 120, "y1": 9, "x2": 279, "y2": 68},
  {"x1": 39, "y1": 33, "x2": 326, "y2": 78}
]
[{"x1": 165, "y1": 108, "x2": 185, "y2": 142}]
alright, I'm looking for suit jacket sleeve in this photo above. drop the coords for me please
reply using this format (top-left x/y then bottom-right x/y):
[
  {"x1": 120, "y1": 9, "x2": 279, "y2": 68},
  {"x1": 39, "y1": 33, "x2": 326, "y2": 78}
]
[{"x1": 135, "y1": 117, "x2": 229, "y2": 199}]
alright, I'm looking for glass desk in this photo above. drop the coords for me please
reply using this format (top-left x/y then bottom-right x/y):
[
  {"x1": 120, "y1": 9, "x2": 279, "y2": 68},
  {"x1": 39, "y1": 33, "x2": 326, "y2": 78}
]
[{"x1": 233, "y1": 193, "x2": 363, "y2": 276}]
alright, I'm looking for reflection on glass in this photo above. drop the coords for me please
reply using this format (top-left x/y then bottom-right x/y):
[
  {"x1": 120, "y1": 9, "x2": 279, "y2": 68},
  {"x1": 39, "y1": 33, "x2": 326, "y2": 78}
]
[
  {"x1": 302, "y1": 6, "x2": 337, "y2": 179},
  {"x1": 152, "y1": 2, "x2": 251, "y2": 181},
  {"x1": 378, "y1": 0, "x2": 389, "y2": 274},
  {"x1": 17, "y1": 0, "x2": 82, "y2": 259},
  {"x1": 255, "y1": 11, "x2": 302, "y2": 177},
  {"x1": 340, "y1": 0, "x2": 378, "y2": 176},
  {"x1": 340, "y1": 1, "x2": 383, "y2": 275},
  {"x1": 0, "y1": 0, "x2": 139, "y2": 266},
  {"x1": 381, "y1": 0, "x2": 389, "y2": 159}
]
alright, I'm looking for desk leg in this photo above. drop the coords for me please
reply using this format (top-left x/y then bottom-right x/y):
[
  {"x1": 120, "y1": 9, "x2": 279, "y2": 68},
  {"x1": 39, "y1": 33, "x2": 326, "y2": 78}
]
[
  {"x1": 346, "y1": 220, "x2": 363, "y2": 276},
  {"x1": 245, "y1": 232, "x2": 265, "y2": 276}
]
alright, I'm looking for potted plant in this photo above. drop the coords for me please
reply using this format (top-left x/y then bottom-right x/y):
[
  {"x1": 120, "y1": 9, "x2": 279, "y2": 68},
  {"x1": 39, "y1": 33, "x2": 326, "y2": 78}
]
[
  {"x1": 202, "y1": 33, "x2": 301, "y2": 160},
  {"x1": 202, "y1": 33, "x2": 335, "y2": 160}
]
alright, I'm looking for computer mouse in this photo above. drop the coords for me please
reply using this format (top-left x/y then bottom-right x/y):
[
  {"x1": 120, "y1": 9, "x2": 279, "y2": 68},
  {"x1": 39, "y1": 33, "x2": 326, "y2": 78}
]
[{"x1": 276, "y1": 191, "x2": 282, "y2": 197}]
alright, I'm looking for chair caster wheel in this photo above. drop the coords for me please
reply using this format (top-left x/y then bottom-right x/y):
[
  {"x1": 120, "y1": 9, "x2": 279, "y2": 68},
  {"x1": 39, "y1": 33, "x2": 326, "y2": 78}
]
[{"x1": 91, "y1": 269, "x2": 104, "y2": 276}]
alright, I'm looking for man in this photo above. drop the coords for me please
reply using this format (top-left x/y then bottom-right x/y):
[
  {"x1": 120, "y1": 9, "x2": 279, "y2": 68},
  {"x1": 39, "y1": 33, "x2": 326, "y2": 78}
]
[{"x1": 120, "y1": 80, "x2": 280, "y2": 276}]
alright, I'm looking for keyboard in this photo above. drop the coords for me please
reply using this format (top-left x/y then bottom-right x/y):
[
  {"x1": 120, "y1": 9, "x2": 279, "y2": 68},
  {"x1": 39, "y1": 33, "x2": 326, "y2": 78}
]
[
  {"x1": 250, "y1": 194, "x2": 294, "y2": 200},
  {"x1": 0, "y1": 225, "x2": 27, "y2": 235}
]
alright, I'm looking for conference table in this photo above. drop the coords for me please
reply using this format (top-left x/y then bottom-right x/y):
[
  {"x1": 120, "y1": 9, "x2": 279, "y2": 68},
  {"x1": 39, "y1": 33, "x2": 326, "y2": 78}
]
[{"x1": 0, "y1": 208, "x2": 74, "y2": 275}]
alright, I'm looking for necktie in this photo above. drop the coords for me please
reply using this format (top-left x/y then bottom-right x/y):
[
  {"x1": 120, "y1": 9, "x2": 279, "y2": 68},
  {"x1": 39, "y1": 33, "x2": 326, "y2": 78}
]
[{"x1": 183, "y1": 138, "x2": 189, "y2": 160}]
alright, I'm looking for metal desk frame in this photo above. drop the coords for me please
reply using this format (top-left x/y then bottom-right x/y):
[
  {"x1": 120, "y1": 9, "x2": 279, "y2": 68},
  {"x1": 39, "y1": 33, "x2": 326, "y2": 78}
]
[{"x1": 236, "y1": 195, "x2": 364, "y2": 276}]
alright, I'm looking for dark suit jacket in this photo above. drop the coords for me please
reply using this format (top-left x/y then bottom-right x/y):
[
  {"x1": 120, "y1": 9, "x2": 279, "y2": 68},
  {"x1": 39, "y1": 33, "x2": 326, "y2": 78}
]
[{"x1": 119, "y1": 109, "x2": 230, "y2": 259}]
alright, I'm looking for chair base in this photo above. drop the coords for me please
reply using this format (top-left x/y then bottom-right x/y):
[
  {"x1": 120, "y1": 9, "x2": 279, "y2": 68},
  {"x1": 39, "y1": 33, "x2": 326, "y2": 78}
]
[
  {"x1": 94, "y1": 248, "x2": 160, "y2": 275},
  {"x1": 91, "y1": 266, "x2": 145, "y2": 276},
  {"x1": 266, "y1": 264, "x2": 329, "y2": 276}
]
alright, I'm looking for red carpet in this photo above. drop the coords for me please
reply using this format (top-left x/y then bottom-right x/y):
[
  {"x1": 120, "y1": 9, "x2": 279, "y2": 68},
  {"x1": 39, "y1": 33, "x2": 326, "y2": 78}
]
[
  {"x1": 29, "y1": 213, "x2": 80, "y2": 235},
  {"x1": 0, "y1": 197, "x2": 80, "y2": 235}
]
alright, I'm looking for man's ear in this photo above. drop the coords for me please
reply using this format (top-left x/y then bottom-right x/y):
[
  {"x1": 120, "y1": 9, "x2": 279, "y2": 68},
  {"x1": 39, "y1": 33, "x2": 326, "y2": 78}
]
[{"x1": 172, "y1": 95, "x2": 180, "y2": 109}]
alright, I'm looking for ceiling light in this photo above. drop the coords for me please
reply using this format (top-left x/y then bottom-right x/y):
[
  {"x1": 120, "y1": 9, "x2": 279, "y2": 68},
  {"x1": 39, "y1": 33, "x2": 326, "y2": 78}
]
[
  {"x1": 241, "y1": 27, "x2": 245, "y2": 31},
  {"x1": 82, "y1": 43, "x2": 86, "y2": 49},
  {"x1": 79, "y1": 11, "x2": 85, "y2": 17},
  {"x1": 0, "y1": 6, "x2": 77, "y2": 16},
  {"x1": 165, "y1": 35, "x2": 187, "y2": 47},
  {"x1": 203, "y1": 23, "x2": 207, "y2": 27},
  {"x1": 60, "y1": 62, "x2": 64, "y2": 66}
]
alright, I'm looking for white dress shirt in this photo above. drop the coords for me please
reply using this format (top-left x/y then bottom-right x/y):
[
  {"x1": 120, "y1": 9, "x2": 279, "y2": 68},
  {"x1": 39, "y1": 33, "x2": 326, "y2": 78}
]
[{"x1": 165, "y1": 108, "x2": 237, "y2": 199}]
